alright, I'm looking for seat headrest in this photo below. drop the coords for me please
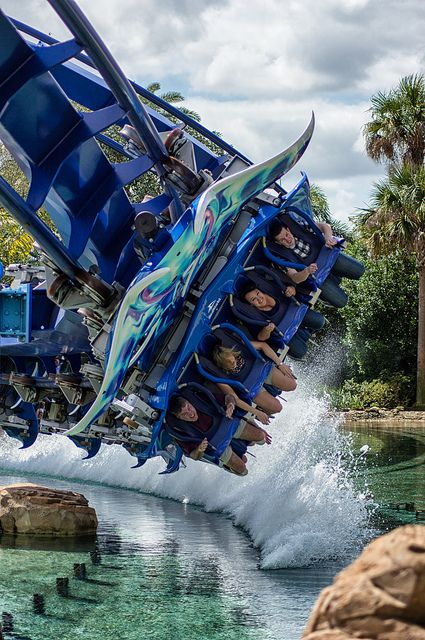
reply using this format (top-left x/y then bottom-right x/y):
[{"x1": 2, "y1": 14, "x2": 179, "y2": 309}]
[
  {"x1": 231, "y1": 297, "x2": 267, "y2": 324},
  {"x1": 237, "y1": 269, "x2": 281, "y2": 300},
  {"x1": 198, "y1": 354, "x2": 229, "y2": 379},
  {"x1": 197, "y1": 333, "x2": 220, "y2": 357}
]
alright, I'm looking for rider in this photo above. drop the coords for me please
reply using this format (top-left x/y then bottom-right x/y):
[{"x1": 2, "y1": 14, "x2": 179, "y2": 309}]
[
  {"x1": 167, "y1": 393, "x2": 270, "y2": 475},
  {"x1": 239, "y1": 281, "x2": 325, "y2": 358},
  {"x1": 268, "y1": 218, "x2": 365, "y2": 308},
  {"x1": 211, "y1": 342, "x2": 296, "y2": 418}
]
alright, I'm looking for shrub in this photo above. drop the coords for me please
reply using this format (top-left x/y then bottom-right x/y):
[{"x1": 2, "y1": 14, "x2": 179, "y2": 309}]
[
  {"x1": 328, "y1": 373, "x2": 414, "y2": 409},
  {"x1": 342, "y1": 250, "x2": 418, "y2": 380}
]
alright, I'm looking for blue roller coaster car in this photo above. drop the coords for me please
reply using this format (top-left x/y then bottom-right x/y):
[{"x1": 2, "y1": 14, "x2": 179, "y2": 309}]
[{"x1": 0, "y1": 1, "x2": 364, "y2": 475}]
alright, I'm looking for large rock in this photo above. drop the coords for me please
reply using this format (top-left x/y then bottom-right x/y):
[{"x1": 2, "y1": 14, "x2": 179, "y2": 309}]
[
  {"x1": 0, "y1": 483, "x2": 98, "y2": 536},
  {"x1": 303, "y1": 525, "x2": 425, "y2": 640}
]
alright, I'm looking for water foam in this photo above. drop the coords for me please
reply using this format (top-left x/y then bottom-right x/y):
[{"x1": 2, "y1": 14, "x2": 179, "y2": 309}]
[{"x1": 0, "y1": 387, "x2": 369, "y2": 568}]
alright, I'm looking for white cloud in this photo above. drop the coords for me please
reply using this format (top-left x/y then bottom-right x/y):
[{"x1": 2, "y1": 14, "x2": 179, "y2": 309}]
[
  {"x1": 359, "y1": 53, "x2": 425, "y2": 95},
  {"x1": 318, "y1": 174, "x2": 382, "y2": 223},
  {"x1": 188, "y1": 96, "x2": 378, "y2": 175},
  {"x1": 1, "y1": 0, "x2": 424, "y2": 221}
]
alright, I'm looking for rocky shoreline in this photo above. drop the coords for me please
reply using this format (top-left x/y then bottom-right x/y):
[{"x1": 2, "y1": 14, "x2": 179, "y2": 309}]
[
  {"x1": 338, "y1": 406, "x2": 425, "y2": 425},
  {"x1": 303, "y1": 525, "x2": 425, "y2": 639},
  {"x1": 0, "y1": 483, "x2": 98, "y2": 536}
]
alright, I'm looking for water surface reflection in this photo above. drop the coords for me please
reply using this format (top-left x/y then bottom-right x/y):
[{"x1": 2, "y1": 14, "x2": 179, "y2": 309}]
[{"x1": 1, "y1": 423, "x2": 424, "y2": 640}]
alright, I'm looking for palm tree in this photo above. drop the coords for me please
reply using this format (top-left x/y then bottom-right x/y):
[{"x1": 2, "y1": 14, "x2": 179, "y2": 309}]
[
  {"x1": 363, "y1": 73, "x2": 425, "y2": 169},
  {"x1": 145, "y1": 82, "x2": 202, "y2": 123},
  {"x1": 0, "y1": 146, "x2": 33, "y2": 266},
  {"x1": 144, "y1": 82, "x2": 224, "y2": 157},
  {"x1": 310, "y1": 183, "x2": 351, "y2": 239},
  {"x1": 358, "y1": 165, "x2": 425, "y2": 404},
  {"x1": 362, "y1": 73, "x2": 425, "y2": 405}
]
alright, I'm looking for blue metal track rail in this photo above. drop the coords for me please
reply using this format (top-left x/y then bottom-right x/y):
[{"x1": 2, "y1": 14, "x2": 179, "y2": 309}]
[
  {"x1": 10, "y1": 15, "x2": 251, "y2": 163},
  {"x1": 0, "y1": 2, "x2": 247, "y2": 287}
]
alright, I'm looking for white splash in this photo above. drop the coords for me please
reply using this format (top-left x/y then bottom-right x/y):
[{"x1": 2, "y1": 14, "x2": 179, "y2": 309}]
[{"x1": 0, "y1": 388, "x2": 369, "y2": 569}]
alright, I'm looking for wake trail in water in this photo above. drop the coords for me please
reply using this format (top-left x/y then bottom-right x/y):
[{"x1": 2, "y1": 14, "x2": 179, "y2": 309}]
[{"x1": 0, "y1": 384, "x2": 369, "y2": 568}]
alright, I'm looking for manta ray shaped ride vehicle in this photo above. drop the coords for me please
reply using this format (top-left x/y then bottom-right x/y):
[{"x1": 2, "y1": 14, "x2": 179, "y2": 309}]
[{"x1": 0, "y1": 1, "x2": 363, "y2": 474}]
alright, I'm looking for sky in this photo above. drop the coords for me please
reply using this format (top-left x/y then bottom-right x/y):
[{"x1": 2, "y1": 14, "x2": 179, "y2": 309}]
[{"x1": 2, "y1": 0, "x2": 425, "y2": 223}]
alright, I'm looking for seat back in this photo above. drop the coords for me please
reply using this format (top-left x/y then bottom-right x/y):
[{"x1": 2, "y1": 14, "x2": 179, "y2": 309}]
[
  {"x1": 196, "y1": 327, "x2": 274, "y2": 401},
  {"x1": 164, "y1": 383, "x2": 240, "y2": 460}
]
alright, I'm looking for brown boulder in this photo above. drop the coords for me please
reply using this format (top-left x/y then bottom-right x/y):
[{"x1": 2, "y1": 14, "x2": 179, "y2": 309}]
[
  {"x1": 303, "y1": 525, "x2": 425, "y2": 640},
  {"x1": 0, "y1": 483, "x2": 98, "y2": 536}
]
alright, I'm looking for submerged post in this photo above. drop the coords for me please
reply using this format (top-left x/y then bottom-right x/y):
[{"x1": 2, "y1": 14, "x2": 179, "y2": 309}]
[
  {"x1": 32, "y1": 594, "x2": 45, "y2": 615},
  {"x1": 1, "y1": 613, "x2": 13, "y2": 633},
  {"x1": 56, "y1": 577, "x2": 70, "y2": 597}
]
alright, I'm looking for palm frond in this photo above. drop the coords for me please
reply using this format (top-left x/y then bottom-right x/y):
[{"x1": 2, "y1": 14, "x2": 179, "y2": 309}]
[
  {"x1": 364, "y1": 73, "x2": 425, "y2": 168},
  {"x1": 178, "y1": 106, "x2": 201, "y2": 122},
  {"x1": 0, "y1": 209, "x2": 34, "y2": 265},
  {"x1": 146, "y1": 82, "x2": 161, "y2": 94},
  {"x1": 356, "y1": 165, "x2": 425, "y2": 260},
  {"x1": 160, "y1": 91, "x2": 185, "y2": 104},
  {"x1": 310, "y1": 183, "x2": 331, "y2": 221},
  {"x1": 310, "y1": 183, "x2": 352, "y2": 239}
]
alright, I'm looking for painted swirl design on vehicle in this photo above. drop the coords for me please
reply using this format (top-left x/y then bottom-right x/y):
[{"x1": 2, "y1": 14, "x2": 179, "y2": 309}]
[{"x1": 65, "y1": 114, "x2": 314, "y2": 436}]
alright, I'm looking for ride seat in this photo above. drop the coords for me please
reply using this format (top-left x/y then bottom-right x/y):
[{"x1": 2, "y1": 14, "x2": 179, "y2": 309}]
[
  {"x1": 195, "y1": 324, "x2": 274, "y2": 402},
  {"x1": 164, "y1": 382, "x2": 248, "y2": 469},
  {"x1": 263, "y1": 209, "x2": 345, "y2": 293},
  {"x1": 230, "y1": 265, "x2": 308, "y2": 349}
]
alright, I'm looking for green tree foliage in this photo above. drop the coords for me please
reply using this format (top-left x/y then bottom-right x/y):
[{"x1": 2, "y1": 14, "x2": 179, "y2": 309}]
[
  {"x1": 363, "y1": 73, "x2": 425, "y2": 169},
  {"x1": 342, "y1": 250, "x2": 418, "y2": 380},
  {"x1": 357, "y1": 165, "x2": 425, "y2": 257},
  {"x1": 0, "y1": 83, "x2": 223, "y2": 268},
  {"x1": 328, "y1": 374, "x2": 414, "y2": 409},
  {"x1": 0, "y1": 209, "x2": 34, "y2": 266},
  {"x1": 361, "y1": 72, "x2": 425, "y2": 404},
  {"x1": 0, "y1": 145, "x2": 62, "y2": 267},
  {"x1": 310, "y1": 183, "x2": 351, "y2": 239},
  {"x1": 0, "y1": 146, "x2": 33, "y2": 266}
]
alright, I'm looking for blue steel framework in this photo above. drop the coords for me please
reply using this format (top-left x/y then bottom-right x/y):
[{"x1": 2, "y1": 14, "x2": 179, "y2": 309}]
[{"x1": 0, "y1": 1, "x2": 353, "y2": 473}]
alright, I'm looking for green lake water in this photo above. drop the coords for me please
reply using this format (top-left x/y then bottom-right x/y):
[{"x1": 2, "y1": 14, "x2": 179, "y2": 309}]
[{"x1": 0, "y1": 422, "x2": 424, "y2": 640}]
